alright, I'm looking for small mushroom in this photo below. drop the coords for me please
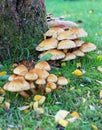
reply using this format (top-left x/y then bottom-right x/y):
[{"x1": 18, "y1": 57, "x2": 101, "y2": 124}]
[
  {"x1": 25, "y1": 71, "x2": 38, "y2": 81},
  {"x1": 46, "y1": 82, "x2": 57, "y2": 90},
  {"x1": 62, "y1": 53, "x2": 76, "y2": 61},
  {"x1": 57, "y1": 76, "x2": 68, "y2": 88},
  {"x1": 47, "y1": 74, "x2": 57, "y2": 83},
  {"x1": 73, "y1": 49, "x2": 85, "y2": 57},
  {"x1": 8, "y1": 74, "x2": 17, "y2": 81},
  {"x1": 35, "y1": 61, "x2": 51, "y2": 71}
]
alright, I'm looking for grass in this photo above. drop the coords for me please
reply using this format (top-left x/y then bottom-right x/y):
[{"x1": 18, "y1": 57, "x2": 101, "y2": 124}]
[{"x1": 0, "y1": 0, "x2": 102, "y2": 129}]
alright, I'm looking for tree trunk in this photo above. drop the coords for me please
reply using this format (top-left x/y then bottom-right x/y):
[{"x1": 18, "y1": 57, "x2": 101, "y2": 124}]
[{"x1": 0, "y1": 0, "x2": 48, "y2": 61}]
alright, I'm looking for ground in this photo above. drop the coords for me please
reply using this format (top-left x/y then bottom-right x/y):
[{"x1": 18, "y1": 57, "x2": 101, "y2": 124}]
[{"x1": 0, "y1": 0, "x2": 102, "y2": 130}]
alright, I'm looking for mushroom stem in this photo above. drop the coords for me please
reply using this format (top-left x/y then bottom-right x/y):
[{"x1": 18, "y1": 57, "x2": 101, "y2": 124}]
[
  {"x1": 63, "y1": 49, "x2": 68, "y2": 54},
  {"x1": 19, "y1": 91, "x2": 29, "y2": 98},
  {"x1": 30, "y1": 88, "x2": 37, "y2": 94},
  {"x1": 39, "y1": 85, "x2": 44, "y2": 93}
]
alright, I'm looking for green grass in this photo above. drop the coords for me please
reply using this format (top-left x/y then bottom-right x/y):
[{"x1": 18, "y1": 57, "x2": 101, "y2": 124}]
[{"x1": 0, "y1": 0, "x2": 102, "y2": 130}]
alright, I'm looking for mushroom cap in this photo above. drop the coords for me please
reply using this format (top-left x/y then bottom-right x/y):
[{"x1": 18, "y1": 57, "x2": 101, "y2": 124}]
[
  {"x1": 3, "y1": 76, "x2": 31, "y2": 92},
  {"x1": 73, "y1": 49, "x2": 85, "y2": 57},
  {"x1": 57, "y1": 76, "x2": 68, "y2": 85},
  {"x1": 74, "y1": 39, "x2": 85, "y2": 47},
  {"x1": 46, "y1": 82, "x2": 57, "y2": 90},
  {"x1": 36, "y1": 38, "x2": 58, "y2": 51},
  {"x1": 47, "y1": 74, "x2": 58, "y2": 83},
  {"x1": 45, "y1": 87, "x2": 52, "y2": 93},
  {"x1": 62, "y1": 53, "x2": 76, "y2": 61},
  {"x1": 30, "y1": 68, "x2": 49, "y2": 79},
  {"x1": 13, "y1": 64, "x2": 28, "y2": 76},
  {"x1": 57, "y1": 27, "x2": 88, "y2": 40},
  {"x1": 35, "y1": 78, "x2": 46, "y2": 85},
  {"x1": 80, "y1": 42, "x2": 97, "y2": 53},
  {"x1": 38, "y1": 49, "x2": 65, "y2": 60},
  {"x1": 57, "y1": 40, "x2": 76, "y2": 49},
  {"x1": 44, "y1": 27, "x2": 64, "y2": 38},
  {"x1": 35, "y1": 61, "x2": 51, "y2": 71},
  {"x1": 25, "y1": 71, "x2": 38, "y2": 81},
  {"x1": 8, "y1": 74, "x2": 17, "y2": 81}
]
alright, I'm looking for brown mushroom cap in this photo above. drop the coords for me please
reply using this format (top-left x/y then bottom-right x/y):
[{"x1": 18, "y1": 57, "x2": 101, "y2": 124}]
[
  {"x1": 35, "y1": 61, "x2": 51, "y2": 71},
  {"x1": 8, "y1": 74, "x2": 17, "y2": 81},
  {"x1": 57, "y1": 27, "x2": 88, "y2": 40},
  {"x1": 38, "y1": 49, "x2": 65, "y2": 60},
  {"x1": 57, "y1": 40, "x2": 76, "y2": 49},
  {"x1": 3, "y1": 77, "x2": 31, "y2": 92},
  {"x1": 80, "y1": 42, "x2": 96, "y2": 53},
  {"x1": 57, "y1": 76, "x2": 68, "y2": 86},
  {"x1": 25, "y1": 71, "x2": 38, "y2": 81},
  {"x1": 73, "y1": 39, "x2": 85, "y2": 47},
  {"x1": 30, "y1": 68, "x2": 49, "y2": 79},
  {"x1": 36, "y1": 38, "x2": 58, "y2": 51},
  {"x1": 35, "y1": 78, "x2": 46, "y2": 85},
  {"x1": 73, "y1": 49, "x2": 85, "y2": 57},
  {"x1": 46, "y1": 82, "x2": 57, "y2": 90},
  {"x1": 13, "y1": 64, "x2": 28, "y2": 76},
  {"x1": 62, "y1": 53, "x2": 76, "y2": 61},
  {"x1": 44, "y1": 27, "x2": 64, "y2": 38},
  {"x1": 47, "y1": 74, "x2": 58, "y2": 83}
]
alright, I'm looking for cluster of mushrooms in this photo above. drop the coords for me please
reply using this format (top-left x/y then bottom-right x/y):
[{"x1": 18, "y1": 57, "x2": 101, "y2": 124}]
[
  {"x1": 3, "y1": 61, "x2": 68, "y2": 98},
  {"x1": 36, "y1": 26, "x2": 96, "y2": 61}
]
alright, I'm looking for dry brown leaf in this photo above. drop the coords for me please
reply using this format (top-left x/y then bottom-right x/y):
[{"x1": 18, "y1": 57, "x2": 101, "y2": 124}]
[{"x1": 55, "y1": 110, "x2": 69, "y2": 122}]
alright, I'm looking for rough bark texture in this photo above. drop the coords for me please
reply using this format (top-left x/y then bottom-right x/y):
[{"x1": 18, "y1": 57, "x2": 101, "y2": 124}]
[{"x1": 0, "y1": 0, "x2": 48, "y2": 61}]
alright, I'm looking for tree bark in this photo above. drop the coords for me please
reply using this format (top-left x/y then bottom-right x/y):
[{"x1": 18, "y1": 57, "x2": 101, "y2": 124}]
[{"x1": 0, "y1": 0, "x2": 48, "y2": 61}]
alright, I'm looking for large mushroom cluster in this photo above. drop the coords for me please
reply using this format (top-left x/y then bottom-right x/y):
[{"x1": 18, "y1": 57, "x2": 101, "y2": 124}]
[
  {"x1": 36, "y1": 26, "x2": 96, "y2": 61},
  {"x1": 3, "y1": 61, "x2": 68, "y2": 98}
]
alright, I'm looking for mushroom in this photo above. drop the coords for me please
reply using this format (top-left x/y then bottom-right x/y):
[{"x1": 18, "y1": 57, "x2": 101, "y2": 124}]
[
  {"x1": 73, "y1": 39, "x2": 85, "y2": 47},
  {"x1": 36, "y1": 38, "x2": 58, "y2": 51},
  {"x1": 47, "y1": 74, "x2": 58, "y2": 83},
  {"x1": 38, "y1": 49, "x2": 65, "y2": 60},
  {"x1": 73, "y1": 49, "x2": 85, "y2": 57},
  {"x1": 62, "y1": 53, "x2": 76, "y2": 61},
  {"x1": 3, "y1": 76, "x2": 32, "y2": 98},
  {"x1": 35, "y1": 61, "x2": 51, "y2": 71},
  {"x1": 25, "y1": 71, "x2": 38, "y2": 81},
  {"x1": 35, "y1": 78, "x2": 46, "y2": 93},
  {"x1": 57, "y1": 76, "x2": 68, "y2": 88},
  {"x1": 46, "y1": 82, "x2": 57, "y2": 90},
  {"x1": 79, "y1": 42, "x2": 96, "y2": 53},
  {"x1": 44, "y1": 27, "x2": 64, "y2": 39},
  {"x1": 13, "y1": 64, "x2": 28, "y2": 76},
  {"x1": 57, "y1": 27, "x2": 88, "y2": 40},
  {"x1": 8, "y1": 74, "x2": 17, "y2": 81}
]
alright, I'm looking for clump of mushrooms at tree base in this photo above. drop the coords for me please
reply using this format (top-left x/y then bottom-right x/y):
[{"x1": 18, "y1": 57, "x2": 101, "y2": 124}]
[
  {"x1": 3, "y1": 61, "x2": 68, "y2": 98},
  {"x1": 36, "y1": 16, "x2": 96, "y2": 61}
]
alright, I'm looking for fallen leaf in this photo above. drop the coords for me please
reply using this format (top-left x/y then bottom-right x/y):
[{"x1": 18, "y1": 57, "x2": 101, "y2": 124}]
[
  {"x1": 34, "y1": 95, "x2": 42, "y2": 101},
  {"x1": 18, "y1": 105, "x2": 30, "y2": 111},
  {"x1": 35, "y1": 107, "x2": 44, "y2": 114},
  {"x1": 72, "y1": 69, "x2": 83, "y2": 76},
  {"x1": 0, "y1": 71, "x2": 7, "y2": 76},
  {"x1": 67, "y1": 117, "x2": 79, "y2": 123},
  {"x1": 0, "y1": 87, "x2": 5, "y2": 95},
  {"x1": 70, "y1": 111, "x2": 80, "y2": 118},
  {"x1": 97, "y1": 55, "x2": 102, "y2": 61},
  {"x1": 58, "y1": 119, "x2": 68, "y2": 127},
  {"x1": 0, "y1": 96, "x2": 4, "y2": 103},
  {"x1": 97, "y1": 66, "x2": 102, "y2": 73},
  {"x1": 33, "y1": 101, "x2": 38, "y2": 110},
  {"x1": 99, "y1": 90, "x2": 102, "y2": 99},
  {"x1": 96, "y1": 80, "x2": 102, "y2": 85},
  {"x1": 23, "y1": 109, "x2": 30, "y2": 114},
  {"x1": 38, "y1": 96, "x2": 46, "y2": 105},
  {"x1": 91, "y1": 124, "x2": 98, "y2": 130},
  {"x1": 55, "y1": 110, "x2": 69, "y2": 122}
]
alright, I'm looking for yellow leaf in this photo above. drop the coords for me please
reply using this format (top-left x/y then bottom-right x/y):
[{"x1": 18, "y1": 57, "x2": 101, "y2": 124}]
[
  {"x1": 100, "y1": 90, "x2": 102, "y2": 99},
  {"x1": 55, "y1": 110, "x2": 69, "y2": 122},
  {"x1": 0, "y1": 71, "x2": 7, "y2": 76},
  {"x1": 23, "y1": 109, "x2": 29, "y2": 114},
  {"x1": 34, "y1": 95, "x2": 42, "y2": 101},
  {"x1": 76, "y1": 62, "x2": 81, "y2": 68},
  {"x1": 0, "y1": 96, "x2": 4, "y2": 103},
  {"x1": 33, "y1": 101, "x2": 38, "y2": 110},
  {"x1": 91, "y1": 124, "x2": 98, "y2": 130},
  {"x1": 72, "y1": 69, "x2": 83, "y2": 76},
  {"x1": 35, "y1": 107, "x2": 44, "y2": 114},
  {"x1": 58, "y1": 119, "x2": 68, "y2": 127},
  {"x1": 0, "y1": 87, "x2": 5, "y2": 95},
  {"x1": 70, "y1": 111, "x2": 80, "y2": 118},
  {"x1": 97, "y1": 66, "x2": 102, "y2": 73},
  {"x1": 97, "y1": 55, "x2": 102, "y2": 61},
  {"x1": 38, "y1": 96, "x2": 46, "y2": 105}
]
